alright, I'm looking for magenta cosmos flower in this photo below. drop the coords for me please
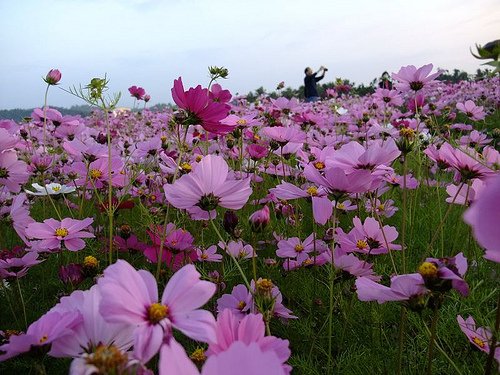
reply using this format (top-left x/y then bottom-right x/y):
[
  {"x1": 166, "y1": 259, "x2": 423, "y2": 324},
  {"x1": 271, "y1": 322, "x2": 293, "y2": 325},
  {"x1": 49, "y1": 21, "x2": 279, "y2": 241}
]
[
  {"x1": 164, "y1": 155, "x2": 252, "y2": 218},
  {"x1": 464, "y1": 173, "x2": 500, "y2": 263},
  {"x1": 26, "y1": 217, "x2": 94, "y2": 251},
  {"x1": 128, "y1": 85, "x2": 146, "y2": 100},
  {"x1": 391, "y1": 63, "x2": 440, "y2": 91},
  {"x1": 98, "y1": 260, "x2": 216, "y2": 362},
  {"x1": 171, "y1": 77, "x2": 233, "y2": 135}
]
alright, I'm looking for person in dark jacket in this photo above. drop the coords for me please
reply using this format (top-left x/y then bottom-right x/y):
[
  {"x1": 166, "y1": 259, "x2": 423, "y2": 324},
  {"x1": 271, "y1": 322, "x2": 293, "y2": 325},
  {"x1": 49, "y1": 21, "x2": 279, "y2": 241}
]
[{"x1": 304, "y1": 66, "x2": 327, "y2": 102}]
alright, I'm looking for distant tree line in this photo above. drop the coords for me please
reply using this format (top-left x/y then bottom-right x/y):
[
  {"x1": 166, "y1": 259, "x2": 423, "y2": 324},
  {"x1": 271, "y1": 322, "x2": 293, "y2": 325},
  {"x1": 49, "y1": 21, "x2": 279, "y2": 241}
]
[{"x1": 1, "y1": 68, "x2": 492, "y2": 120}]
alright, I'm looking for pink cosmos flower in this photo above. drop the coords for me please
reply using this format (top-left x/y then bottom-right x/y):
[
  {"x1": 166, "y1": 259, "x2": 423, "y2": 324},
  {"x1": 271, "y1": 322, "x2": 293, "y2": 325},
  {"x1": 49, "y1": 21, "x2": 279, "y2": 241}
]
[
  {"x1": 365, "y1": 199, "x2": 398, "y2": 218},
  {"x1": 219, "y1": 240, "x2": 255, "y2": 259},
  {"x1": 98, "y1": 260, "x2": 216, "y2": 362},
  {"x1": 456, "y1": 100, "x2": 485, "y2": 121},
  {"x1": 438, "y1": 143, "x2": 494, "y2": 182},
  {"x1": 0, "y1": 150, "x2": 29, "y2": 193},
  {"x1": 128, "y1": 85, "x2": 146, "y2": 100},
  {"x1": 26, "y1": 217, "x2": 94, "y2": 251},
  {"x1": 373, "y1": 88, "x2": 404, "y2": 106},
  {"x1": 391, "y1": 63, "x2": 440, "y2": 92},
  {"x1": 164, "y1": 155, "x2": 252, "y2": 218},
  {"x1": 217, "y1": 284, "x2": 252, "y2": 318},
  {"x1": 336, "y1": 216, "x2": 401, "y2": 255},
  {"x1": 421, "y1": 253, "x2": 469, "y2": 296},
  {"x1": 9, "y1": 193, "x2": 35, "y2": 245},
  {"x1": 197, "y1": 245, "x2": 223, "y2": 262},
  {"x1": 456, "y1": 315, "x2": 500, "y2": 364},
  {"x1": 49, "y1": 285, "x2": 134, "y2": 358},
  {"x1": 73, "y1": 157, "x2": 127, "y2": 189},
  {"x1": 355, "y1": 273, "x2": 428, "y2": 304},
  {"x1": 333, "y1": 249, "x2": 381, "y2": 281},
  {"x1": 203, "y1": 341, "x2": 288, "y2": 375},
  {"x1": 0, "y1": 128, "x2": 18, "y2": 152},
  {"x1": 247, "y1": 143, "x2": 268, "y2": 160},
  {"x1": 0, "y1": 250, "x2": 42, "y2": 279},
  {"x1": 0, "y1": 310, "x2": 82, "y2": 361},
  {"x1": 446, "y1": 178, "x2": 485, "y2": 205},
  {"x1": 464, "y1": 173, "x2": 500, "y2": 262},
  {"x1": 459, "y1": 130, "x2": 491, "y2": 147},
  {"x1": 261, "y1": 126, "x2": 306, "y2": 145},
  {"x1": 206, "y1": 310, "x2": 291, "y2": 374},
  {"x1": 171, "y1": 77, "x2": 233, "y2": 135},
  {"x1": 276, "y1": 234, "x2": 327, "y2": 264}
]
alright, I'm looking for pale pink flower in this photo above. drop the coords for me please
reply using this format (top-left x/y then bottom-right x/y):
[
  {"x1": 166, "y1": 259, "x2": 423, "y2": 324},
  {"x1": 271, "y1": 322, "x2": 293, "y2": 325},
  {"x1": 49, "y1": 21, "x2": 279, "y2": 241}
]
[{"x1": 26, "y1": 218, "x2": 94, "y2": 251}]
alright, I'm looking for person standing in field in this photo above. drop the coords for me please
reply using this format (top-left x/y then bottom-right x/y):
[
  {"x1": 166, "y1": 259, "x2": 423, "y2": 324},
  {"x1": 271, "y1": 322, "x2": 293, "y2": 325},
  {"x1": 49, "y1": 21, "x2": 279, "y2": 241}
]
[{"x1": 304, "y1": 66, "x2": 327, "y2": 102}]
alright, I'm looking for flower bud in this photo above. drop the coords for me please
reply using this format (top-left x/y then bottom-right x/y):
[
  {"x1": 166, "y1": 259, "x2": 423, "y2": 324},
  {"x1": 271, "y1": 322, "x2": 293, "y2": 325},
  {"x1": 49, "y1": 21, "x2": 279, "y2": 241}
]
[
  {"x1": 44, "y1": 69, "x2": 62, "y2": 85},
  {"x1": 223, "y1": 210, "x2": 239, "y2": 235},
  {"x1": 249, "y1": 205, "x2": 270, "y2": 232}
]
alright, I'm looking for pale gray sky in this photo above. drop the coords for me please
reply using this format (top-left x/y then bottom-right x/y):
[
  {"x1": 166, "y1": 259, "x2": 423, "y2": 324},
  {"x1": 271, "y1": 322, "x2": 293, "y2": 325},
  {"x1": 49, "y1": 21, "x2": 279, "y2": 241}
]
[{"x1": 0, "y1": 0, "x2": 498, "y2": 109}]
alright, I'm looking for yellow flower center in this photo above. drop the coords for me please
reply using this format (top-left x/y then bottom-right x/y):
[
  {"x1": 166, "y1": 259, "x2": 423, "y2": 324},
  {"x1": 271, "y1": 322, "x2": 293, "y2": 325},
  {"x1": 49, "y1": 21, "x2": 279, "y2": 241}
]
[
  {"x1": 190, "y1": 348, "x2": 207, "y2": 363},
  {"x1": 201, "y1": 253, "x2": 208, "y2": 260},
  {"x1": 294, "y1": 244, "x2": 304, "y2": 253},
  {"x1": 399, "y1": 127, "x2": 415, "y2": 139},
  {"x1": 83, "y1": 256, "x2": 98, "y2": 268},
  {"x1": 356, "y1": 240, "x2": 368, "y2": 250},
  {"x1": 253, "y1": 134, "x2": 261, "y2": 141},
  {"x1": 52, "y1": 185, "x2": 61, "y2": 192},
  {"x1": 196, "y1": 155, "x2": 203, "y2": 162},
  {"x1": 39, "y1": 335, "x2": 48, "y2": 344},
  {"x1": 237, "y1": 119, "x2": 247, "y2": 126},
  {"x1": 418, "y1": 262, "x2": 438, "y2": 278},
  {"x1": 237, "y1": 301, "x2": 247, "y2": 310},
  {"x1": 472, "y1": 336, "x2": 486, "y2": 348},
  {"x1": 86, "y1": 344, "x2": 128, "y2": 372},
  {"x1": 90, "y1": 169, "x2": 103, "y2": 179},
  {"x1": 337, "y1": 203, "x2": 345, "y2": 210},
  {"x1": 377, "y1": 204, "x2": 385, "y2": 211},
  {"x1": 306, "y1": 186, "x2": 318, "y2": 196},
  {"x1": 180, "y1": 162, "x2": 192, "y2": 172},
  {"x1": 256, "y1": 278, "x2": 274, "y2": 294},
  {"x1": 55, "y1": 228, "x2": 69, "y2": 238},
  {"x1": 303, "y1": 258, "x2": 313, "y2": 266},
  {"x1": 160, "y1": 135, "x2": 167, "y2": 142},
  {"x1": 314, "y1": 161, "x2": 325, "y2": 170},
  {"x1": 147, "y1": 303, "x2": 168, "y2": 324}
]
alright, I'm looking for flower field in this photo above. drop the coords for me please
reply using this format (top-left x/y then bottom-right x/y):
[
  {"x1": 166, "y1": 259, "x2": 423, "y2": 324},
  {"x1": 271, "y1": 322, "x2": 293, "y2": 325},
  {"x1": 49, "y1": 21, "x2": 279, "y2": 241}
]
[{"x1": 0, "y1": 65, "x2": 499, "y2": 374}]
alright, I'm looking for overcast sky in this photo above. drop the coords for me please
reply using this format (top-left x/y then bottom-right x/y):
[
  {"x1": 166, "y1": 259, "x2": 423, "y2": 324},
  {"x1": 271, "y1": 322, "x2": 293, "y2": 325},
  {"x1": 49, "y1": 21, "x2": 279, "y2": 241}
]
[{"x1": 0, "y1": 0, "x2": 498, "y2": 109}]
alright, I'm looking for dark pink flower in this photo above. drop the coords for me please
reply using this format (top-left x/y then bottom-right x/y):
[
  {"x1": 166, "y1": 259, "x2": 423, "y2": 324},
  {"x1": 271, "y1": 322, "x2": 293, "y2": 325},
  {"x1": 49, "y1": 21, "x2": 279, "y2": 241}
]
[
  {"x1": 128, "y1": 85, "x2": 146, "y2": 100},
  {"x1": 171, "y1": 77, "x2": 233, "y2": 135}
]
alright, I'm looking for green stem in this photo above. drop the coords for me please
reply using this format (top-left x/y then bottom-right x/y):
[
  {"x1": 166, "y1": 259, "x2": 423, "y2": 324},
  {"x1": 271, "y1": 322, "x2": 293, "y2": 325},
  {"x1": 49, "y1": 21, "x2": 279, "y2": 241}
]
[
  {"x1": 426, "y1": 306, "x2": 439, "y2": 375},
  {"x1": 42, "y1": 84, "x2": 50, "y2": 153},
  {"x1": 396, "y1": 306, "x2": 407, "y2": 375},
  {"x1": 327, "y1": 205, "x2": 338, "y2": 374},
  {"x1": 401, "y1": 155, "x2": 408, "y2": 273},
  {"x1": 17, "y1": 278, "x2": 28, "y2": 329}
]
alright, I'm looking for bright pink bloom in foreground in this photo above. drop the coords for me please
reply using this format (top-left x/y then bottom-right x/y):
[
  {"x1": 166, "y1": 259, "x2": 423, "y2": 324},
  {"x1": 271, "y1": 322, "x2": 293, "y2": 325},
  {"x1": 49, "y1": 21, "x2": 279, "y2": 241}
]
[
  {"x1": 171, "y1": 77, "x2": 233, "y2": 134},
  {"x1": 164, "y1": 155, "x2": 252, "y2": 218},
  {"x1": 207, "y1": 310, "x2": 291, "y2": 374},
  {"x1": 98, "y1": 260, "x2": 216, "y2": 362},
  {"x1": 464, "y1": 173, "x2": 500, "y2": 263},
  {"x1": 0, "y1": 150, "x2": 29, "y2": 193},
  {"x1": 26, "y1": 218, "x2": 94, "y2": 251}
]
